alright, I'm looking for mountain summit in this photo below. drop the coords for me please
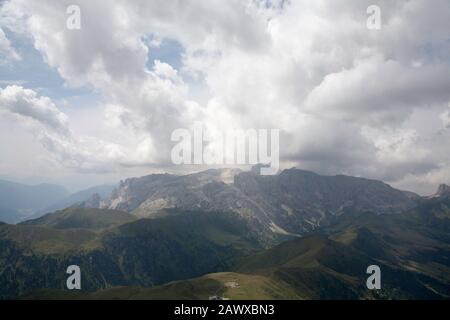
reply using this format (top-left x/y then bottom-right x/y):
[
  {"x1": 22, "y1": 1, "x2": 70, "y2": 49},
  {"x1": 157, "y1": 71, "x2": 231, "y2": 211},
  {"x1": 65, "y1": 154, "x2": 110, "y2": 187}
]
[
  {"x1": 95, "y1": 168, "x2": 420, "y2": 241},
  {"x1": 432, "y1": 184, "x2": 450, "y2": 198}
]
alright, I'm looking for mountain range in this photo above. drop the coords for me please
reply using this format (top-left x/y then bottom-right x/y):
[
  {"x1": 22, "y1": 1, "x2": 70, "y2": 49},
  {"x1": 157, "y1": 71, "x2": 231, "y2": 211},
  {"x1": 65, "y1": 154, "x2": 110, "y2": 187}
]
[
  {"x1": 0, "y1": 180, "x2": 68, "y2": 223},
  {"x1": 97, "y1": 167, "x2": 420, "y2": 243},
  {"x1": 0, "y1": 181, "x2": 114, "y2": 224},
  {"x1": 0, "y1": 167, "x2": 449, "y2": 299}
]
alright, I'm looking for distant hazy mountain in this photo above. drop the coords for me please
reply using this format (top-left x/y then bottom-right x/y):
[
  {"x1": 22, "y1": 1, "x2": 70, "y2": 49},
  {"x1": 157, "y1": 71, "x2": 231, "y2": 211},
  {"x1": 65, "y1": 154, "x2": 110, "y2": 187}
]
[
  {"x1": 29, "y1": 184, "x2": 115, "y2": 220},
  {"x1": 100, "y1": 167, "x2": 419, "y2": 241},
  {"x1": 0, "y1": 180, "x2": 68, "y2": 223},
  {"x1": 0, "y1": 204, "x2": 21, "y2": 224}
]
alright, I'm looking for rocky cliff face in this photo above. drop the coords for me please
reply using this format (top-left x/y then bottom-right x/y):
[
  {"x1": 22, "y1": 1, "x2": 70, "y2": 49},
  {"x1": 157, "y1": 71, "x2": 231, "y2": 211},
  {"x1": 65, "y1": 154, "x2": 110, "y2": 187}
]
[
  {"x1": 429, "y1": 184, "x2": 450, "y2": 198},
  {"x1": 98, "y1": 167, "x2": 419, "y2": 236},
  {"x1": 233, "y1": 168, "x2": 418, "y2": 233}
]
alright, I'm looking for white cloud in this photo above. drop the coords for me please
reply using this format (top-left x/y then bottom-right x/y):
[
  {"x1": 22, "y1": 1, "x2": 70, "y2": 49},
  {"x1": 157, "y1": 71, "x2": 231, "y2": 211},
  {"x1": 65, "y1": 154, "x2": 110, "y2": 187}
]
[
  {"x1": 440, "y1": 103, "x2": 450, "y2": 129},
  {"x1": 1, "y1": 0, "x2": 450, "y2": 193},
  {"x1": 0, "y1": 27, "x2": 20, "y2": 61},
  {"x1": 0, "y1": 85, "x2": 127, "y2": 172},
  {"x1": 0, "y1": 85, "x2": 68, "y2": 134},
  {"x1": 304, "y1": 57, "x2": 450, "y2": 125}
]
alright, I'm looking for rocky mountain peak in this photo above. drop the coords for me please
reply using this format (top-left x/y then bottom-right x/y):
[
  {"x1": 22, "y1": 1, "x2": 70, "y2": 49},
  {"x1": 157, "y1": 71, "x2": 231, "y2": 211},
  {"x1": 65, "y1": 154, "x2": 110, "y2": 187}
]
[
  {"x1": 433, "y1": 184, "x2": 450, "y2": 198},
  {"x1": 81, "y1": 193, "x2": 102, "y2": 208}
]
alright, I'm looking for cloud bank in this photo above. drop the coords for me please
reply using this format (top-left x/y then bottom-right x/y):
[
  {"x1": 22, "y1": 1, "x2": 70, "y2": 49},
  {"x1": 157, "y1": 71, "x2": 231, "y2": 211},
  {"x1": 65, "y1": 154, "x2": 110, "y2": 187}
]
[{"x1": 1, "y1": 0, "x2": 450, "y2": 194}]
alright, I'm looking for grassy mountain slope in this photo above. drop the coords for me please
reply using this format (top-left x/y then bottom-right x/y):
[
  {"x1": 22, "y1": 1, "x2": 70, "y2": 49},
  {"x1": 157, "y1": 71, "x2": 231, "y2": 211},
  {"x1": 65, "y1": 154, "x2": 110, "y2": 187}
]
[
  {"x1": 235, "y1": 198, "x2": 450, "y2": 299},
  {"x1": 22, "y1": 272, "x2": 302, "y2": 300},
  {"x1": 0, "y1": 208, "x2": 261, "y2": 299},
  {"x1": 21, "y1": 207, "x2": 136, "y2": 230},
  {"x1": 6, "y1": 193, "x2": 450, "y2": 300},
  {"x1": 45, "y1": 196, "x2": 450, "y2": 300}
]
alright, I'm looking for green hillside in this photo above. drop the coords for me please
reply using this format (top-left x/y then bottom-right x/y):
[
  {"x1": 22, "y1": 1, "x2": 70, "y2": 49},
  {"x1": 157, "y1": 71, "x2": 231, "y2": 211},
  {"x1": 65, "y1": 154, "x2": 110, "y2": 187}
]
[
  {"x1": 6, "y1": 196, "x2": 450, "y2": 300},
  {"x1": 0, "y1": 209, "x2": 261, "y2": 299},
  {"x1": 21, "y1": 272, "x2": 302, "y2": 300},
  {"x1": 21, "y1": 207, "x2": 137, "y2": 230},
  {"x1": 41, "y1": 197, "x2": 450, "y2": 300}
]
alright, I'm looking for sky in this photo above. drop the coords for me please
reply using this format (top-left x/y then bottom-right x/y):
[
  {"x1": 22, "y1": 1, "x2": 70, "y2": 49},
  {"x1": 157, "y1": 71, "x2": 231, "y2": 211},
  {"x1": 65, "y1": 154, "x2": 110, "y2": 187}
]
[{"x1": 0, "y1": 0, "x2": 450, "y2": 194}]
